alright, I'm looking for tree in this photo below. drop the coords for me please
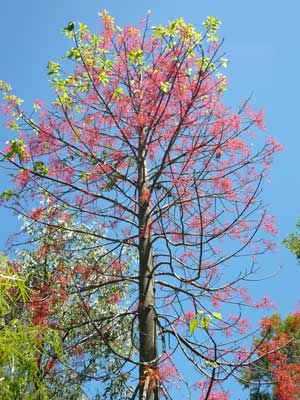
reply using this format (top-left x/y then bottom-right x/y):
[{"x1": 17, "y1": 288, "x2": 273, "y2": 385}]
[
  {"x1": 0, "y1": 11, "x2": 282, "y2": 399},
  {"x1": 0, "y1": 209, "x2": 132, "y2": 399},
  {"x1": 282, "y1": 218, "x2": 300, "y2": 263},
  {"x1": 13, "y1": 208, "x2": 133, "y2": 399},
  {"x1": 0, "y1": 253, "x2": 62, "y2": 399},
  {"x1": 242, "y1": 312, "x2": 300, "y2": 400},
  {"x1": 242, "y1": 221, "x2": 300, "y2": 400}
]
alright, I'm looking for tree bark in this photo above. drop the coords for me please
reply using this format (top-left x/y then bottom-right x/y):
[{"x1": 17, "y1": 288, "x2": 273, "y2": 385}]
[{"x1": 138, "y1": 130, "x2": 159, "y2": 400}]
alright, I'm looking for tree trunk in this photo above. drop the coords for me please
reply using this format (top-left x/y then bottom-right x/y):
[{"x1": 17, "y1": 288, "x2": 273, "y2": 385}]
[{"x1": 138, "y1": 131, "x2": 159, "y2": 400}]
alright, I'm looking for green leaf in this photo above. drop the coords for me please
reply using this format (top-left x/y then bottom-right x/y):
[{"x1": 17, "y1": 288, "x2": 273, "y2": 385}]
[
  {"x1": 203, "y1": 16, "x2": 221, "y2": 42},
  {"x1": 212, "y1": 312, "x2": 222, "y2": 320},
  {"x1": 0, "y1": 190, "x2": 17, "y2": 201},
  {"x1": 78, "y1": 23, "x2": 88, "y2": 34},
  {"x1": 5, "y1": 139, "x2": 26, "y2": 160},
  {"x1": 98, "y1": 72, "x2": 109, "y2": 86},
  {"x1": 0, "y1": 80, "x2": 11, "y2": 92},
  {"x1": 33, "y1": 161, "x2": 48, "y2": 176},
  {"x1": 205, "y1": 360, "x2": 218, "y2": 368},
  {"x1": 112, "y1": 87, "x2": 124, "y2": 101},
  {"x1": 47, "y1": 61, "x2": 60, "y2": 76},
  {"x1": 66, "y1": 47, "x2": 81, "y2": 60},
  {"x1": 152, "y1": 25, "x2": 167, "y2": 39},
  {"x1": 80, "y1": 172, "x2": 91, "y2": 180},
  {"x1": 160, "y1": 81, "x2": 171, "y2": 93},
  {"x1": 283, "y1": 234, "x2": 300, "y2": 262},
  {"x1": 3, "y1": 93, "x2": 23, "y2": 105},
  {"x1": 189, "y1": 319, "x2": 199, "y2": 334},
  {"x1": 127, "y1": 49, "x2": 144, "y2": 66},
  {"x1": 200, "y1": 316, "x2": 211, "y2": 329},
  {"x1": 204, "y1": 16, "x2": 221, "y2": 33}
]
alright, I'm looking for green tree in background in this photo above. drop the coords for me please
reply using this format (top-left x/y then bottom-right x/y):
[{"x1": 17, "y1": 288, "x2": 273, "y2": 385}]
[
  {"x1": 12, "y1": 206, "x2": 134, "y2": 399},
  {"x1": 0, "y1": 254, "x2": 62, "y2": 399},
  {"x1": 241, "y1": 220, "x2": 300, "y2": 400},
  {"x1": 282, "y1": 218, "x2": 300, "y2": 262}
]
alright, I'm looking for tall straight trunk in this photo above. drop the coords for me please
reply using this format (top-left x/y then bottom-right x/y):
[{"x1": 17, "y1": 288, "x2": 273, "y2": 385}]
[{"x1": 138, "y1": 129, "x2": 159, "y2": 400}]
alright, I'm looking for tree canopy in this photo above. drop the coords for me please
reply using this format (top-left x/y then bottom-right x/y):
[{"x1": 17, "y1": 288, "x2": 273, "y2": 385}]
[
  {"x1": 0, "y1": 254, "x2": 63, "y2": 399},
  {"x1": 242, "y1": 220, "x2": 300, "y2": 400},
  {"x1": 15, "y1": 211, "x2": 133, "y2": 399},
  {"x1": 243, "y1": 312, "x2": 300, "y2": 400},
  {"x1": 282, "y1": 218, "x2": 300, "y2": 263}
]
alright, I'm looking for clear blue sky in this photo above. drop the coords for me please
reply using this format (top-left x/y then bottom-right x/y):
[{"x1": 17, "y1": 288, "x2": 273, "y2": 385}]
[{"x1": 0, "y1": 1, "x2": 299, "y2": 398}]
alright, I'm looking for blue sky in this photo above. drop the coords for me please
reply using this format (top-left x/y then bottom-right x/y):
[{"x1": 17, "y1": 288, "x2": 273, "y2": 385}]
[{"x1": 0, "y1": 1, "x2": 299, "y2": 398}]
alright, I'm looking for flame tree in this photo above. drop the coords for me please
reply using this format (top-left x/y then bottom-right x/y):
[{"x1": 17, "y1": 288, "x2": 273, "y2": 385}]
[
  {"x1": 243, "y1": 312, "x2": 300, "y2": 400},
  {"x1": 0, "y1": 11, "x2": 282, "y2": 399},
  {"x1": 242, "y1": 223, "x2": 300, "y2": 400}
]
